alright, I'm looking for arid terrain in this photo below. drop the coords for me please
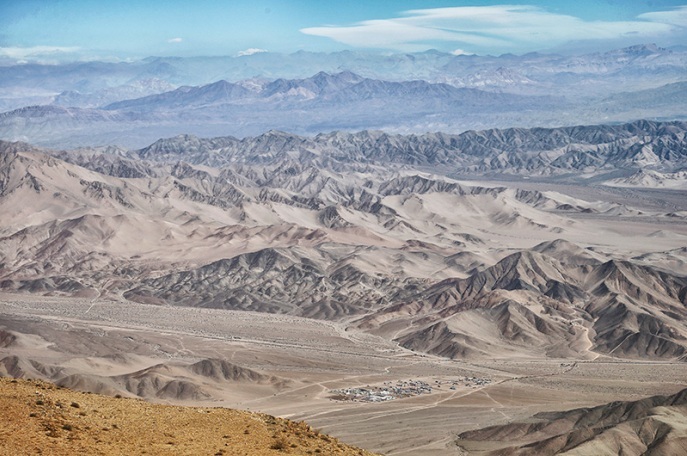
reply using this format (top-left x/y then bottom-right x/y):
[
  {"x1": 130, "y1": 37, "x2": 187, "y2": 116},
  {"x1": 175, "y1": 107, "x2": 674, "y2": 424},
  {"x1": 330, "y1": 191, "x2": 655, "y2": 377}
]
[
  {"x1": 3, "y1": 1, "x2": 687, "y2": 452},
  {"x1": 1, "y1": 122, "x2": 687, "y2": 454},
  {"x1": 458, "y1": 387, "x2": 687, "y2": 455},
  {"x1": 0, "y1": 376, "x2": 379, "y2": 455},
  {"x1": 3, "y1": 293, "x2": 687, "y2": 455}
]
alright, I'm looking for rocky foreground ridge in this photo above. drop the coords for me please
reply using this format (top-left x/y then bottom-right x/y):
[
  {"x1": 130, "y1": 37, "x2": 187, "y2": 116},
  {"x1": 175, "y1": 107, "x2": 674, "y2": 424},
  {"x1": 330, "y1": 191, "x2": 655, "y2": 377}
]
[{"x1": 0, "y1": 377, "x2": 379, "y2": 455}]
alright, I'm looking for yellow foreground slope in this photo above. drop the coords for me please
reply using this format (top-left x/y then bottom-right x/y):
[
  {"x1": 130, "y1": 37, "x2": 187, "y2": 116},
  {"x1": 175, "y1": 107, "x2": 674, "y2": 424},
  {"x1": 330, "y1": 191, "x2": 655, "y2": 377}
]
[{"x1": 0, "y1": 377, "x2": 379, "y2": 456}]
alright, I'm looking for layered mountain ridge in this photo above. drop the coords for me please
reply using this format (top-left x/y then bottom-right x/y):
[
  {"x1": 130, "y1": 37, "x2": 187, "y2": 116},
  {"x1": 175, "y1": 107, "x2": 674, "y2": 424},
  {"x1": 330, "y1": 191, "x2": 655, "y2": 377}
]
[
  {"x1": 360, "y1": 247, "x2": 687, "y2": 361},
  {"x1": 458, "y1": 387, "x2": 687, "y2": 455},
  {"x1": 50, "y1": 119, "x2": 687, "y2": 177},
  {"x1": 2, "y1": 121, "x2": 687, "y2": 363}
]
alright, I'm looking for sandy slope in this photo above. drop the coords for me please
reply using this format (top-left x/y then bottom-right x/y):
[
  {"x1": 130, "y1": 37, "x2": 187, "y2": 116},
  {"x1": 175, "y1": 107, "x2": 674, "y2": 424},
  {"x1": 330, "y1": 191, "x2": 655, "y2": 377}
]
[{"x1": 0, "y1": 377, "x2": 379, "y2": 456}]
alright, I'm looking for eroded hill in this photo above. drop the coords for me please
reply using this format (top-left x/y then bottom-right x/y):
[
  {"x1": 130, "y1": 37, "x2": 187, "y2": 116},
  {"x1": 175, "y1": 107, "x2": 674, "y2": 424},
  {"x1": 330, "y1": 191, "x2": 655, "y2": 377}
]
[
  {"x1": 1, "y1": 125, "x2": 687, "y2": 361},
  {"x1": 457, "y1": 387, "x2": 687, "y2": 455}
]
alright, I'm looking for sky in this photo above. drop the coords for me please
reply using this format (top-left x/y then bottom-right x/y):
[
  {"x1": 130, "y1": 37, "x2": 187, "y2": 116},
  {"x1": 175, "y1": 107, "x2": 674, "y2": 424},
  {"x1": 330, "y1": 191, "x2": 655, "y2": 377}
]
[{"x1": 0, "y1": 0, "x2": 686, "y2": 62}]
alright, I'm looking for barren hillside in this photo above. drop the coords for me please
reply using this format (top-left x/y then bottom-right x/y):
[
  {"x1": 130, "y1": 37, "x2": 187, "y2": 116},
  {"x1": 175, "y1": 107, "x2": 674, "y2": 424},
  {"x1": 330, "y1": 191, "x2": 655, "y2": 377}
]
[
  {"x1": 0, "y1": 377, "x2": 379, "y2": 456},
  {"x1": 2, "y1": 124, "x2": 687, "y2": 454},
  {"x1": 458, "y1": 387, "x2": 687, "y2": 455}
]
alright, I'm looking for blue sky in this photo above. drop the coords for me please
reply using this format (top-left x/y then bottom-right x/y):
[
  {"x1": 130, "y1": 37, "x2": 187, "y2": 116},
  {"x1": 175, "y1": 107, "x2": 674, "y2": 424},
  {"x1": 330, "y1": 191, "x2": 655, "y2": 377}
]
[{"x1": 1, "y1": 0, "x2": 686, "y2": 61}]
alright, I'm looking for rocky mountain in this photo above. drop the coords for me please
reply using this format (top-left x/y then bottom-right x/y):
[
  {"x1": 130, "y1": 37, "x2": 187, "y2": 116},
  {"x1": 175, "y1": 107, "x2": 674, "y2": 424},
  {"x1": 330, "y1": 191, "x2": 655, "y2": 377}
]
[
  {"x1": 0, "y1": 71, "x2": 565, "y2": 147},
  {"x1": 458, "y1": 387, "x2": 687, "y2": 455},
  {"x1": 2, "y1": 44, "x2": 684, "y2": 98},
  {"x1": 605, "y1": 169, "x2": 687, "y2": 190},
  {"x1": 359, "y1": 245, "x2": 687, "y2": 361},
  {"x1": 1, "y1": 126, "x2": 686, "y2": 363},
  {"x1": 104, "y1": 79, "x2": 253, "y2": 111},
  {"x1": 52, "y1": 78, "x2": 177, "y2": 109},
  {"x1": 7, "y1": 356, "x2": 288, "y2": 402},
  {"x1": 128, "y1": 120, "x2": 687, "y2": 176},
  {"x1": 2, "y1": 42, "x2": 686, "y2": 455}
]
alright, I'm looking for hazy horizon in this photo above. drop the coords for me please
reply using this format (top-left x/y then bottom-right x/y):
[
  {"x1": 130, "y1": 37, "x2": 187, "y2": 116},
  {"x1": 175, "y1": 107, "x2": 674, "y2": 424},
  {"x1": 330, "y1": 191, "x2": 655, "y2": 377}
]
[{"x1": 1, "y1": 1, "x2": 686, "y2": 63}]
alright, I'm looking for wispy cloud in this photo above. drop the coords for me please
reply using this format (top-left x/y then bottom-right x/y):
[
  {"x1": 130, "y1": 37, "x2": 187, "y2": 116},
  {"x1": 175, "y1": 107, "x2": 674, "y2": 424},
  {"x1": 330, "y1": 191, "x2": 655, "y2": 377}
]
[
  {"x1": 237, "y1": 48, "x2": 268, "y2": 57},
  {"x1": 638, "y1": 5, "x2": 687, "y2": 27},
  {"x1": 301, "y1": 5, "x2": 683, "y2": 54},
  {"x1": 0, "y1": 45, "x2": 81, "y2": 60},
  {"x1": 167, "y1": 37, "x2": 183, "y2": 43}
]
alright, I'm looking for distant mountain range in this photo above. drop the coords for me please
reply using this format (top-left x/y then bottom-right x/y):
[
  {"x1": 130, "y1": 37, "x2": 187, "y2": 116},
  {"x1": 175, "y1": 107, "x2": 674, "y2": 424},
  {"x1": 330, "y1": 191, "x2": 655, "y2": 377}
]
[
  {"x1": 0, "y1": 44, "x2": 685, "y2": 147},
  {"x1": 0, "y1": 70, "x2": 565, "y2": 147},
  {"x1": 1, "y1": 44, "x2": 684, "y2": 97}
]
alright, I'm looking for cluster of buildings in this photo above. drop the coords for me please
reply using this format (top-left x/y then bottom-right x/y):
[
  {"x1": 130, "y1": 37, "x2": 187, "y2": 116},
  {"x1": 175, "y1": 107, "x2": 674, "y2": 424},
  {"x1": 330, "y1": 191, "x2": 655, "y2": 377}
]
[
  {"x1": 330, "y1": 376, "x2": 492, "y2": 402},
  {"x1": 447, "y1": 376, "x2": 492, "y2": 389}
]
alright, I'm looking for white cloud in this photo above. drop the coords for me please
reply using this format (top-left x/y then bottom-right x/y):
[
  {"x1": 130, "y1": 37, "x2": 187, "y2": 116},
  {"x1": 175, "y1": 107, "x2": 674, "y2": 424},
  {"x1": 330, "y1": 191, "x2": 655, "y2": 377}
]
[
  {"x1": 0, "y1": 46, "x2": 81, "y2": 59},
  {"x1": 167, "y1": 37, "x2": 183, "y2": 43},
  {"x1": 237, "y1": 48, "x2": 268, "y2": 57},
  {"x1": 300, "y1": 5, "x2": 680, "y2": 54},
  {"x1": 638, "y1": 5, "x2": 687, "y2": 27},
  {"x1": 451, "y1": 49, "x2": 473, "y2": 56}
]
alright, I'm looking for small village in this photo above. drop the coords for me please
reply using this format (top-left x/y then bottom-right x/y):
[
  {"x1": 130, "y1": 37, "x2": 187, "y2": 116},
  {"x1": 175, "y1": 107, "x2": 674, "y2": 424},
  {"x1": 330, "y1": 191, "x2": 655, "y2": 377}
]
[{"x1": 329, "y1": 376, "x2": 492, "y2": 402}]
